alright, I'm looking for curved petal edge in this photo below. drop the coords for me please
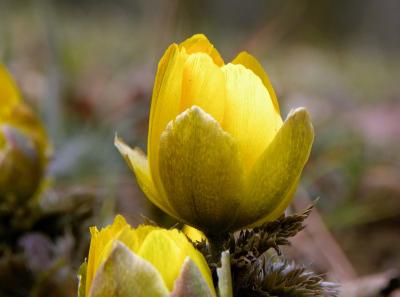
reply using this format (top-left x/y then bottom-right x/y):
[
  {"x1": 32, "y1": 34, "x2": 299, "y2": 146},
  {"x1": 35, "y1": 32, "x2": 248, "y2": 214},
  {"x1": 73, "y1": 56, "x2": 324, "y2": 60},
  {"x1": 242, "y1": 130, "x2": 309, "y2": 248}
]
[{"x1": 235, "y1": 108, "x2": 314, "y2": 227}]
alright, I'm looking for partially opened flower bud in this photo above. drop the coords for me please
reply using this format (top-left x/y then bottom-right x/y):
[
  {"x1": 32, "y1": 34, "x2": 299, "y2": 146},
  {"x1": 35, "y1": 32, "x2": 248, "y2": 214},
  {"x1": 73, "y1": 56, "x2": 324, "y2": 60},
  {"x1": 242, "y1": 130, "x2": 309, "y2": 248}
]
[
  {"x1": 0, "y1": 65, "x2": 49, "y2": 202},
  {"x1": 84, "y1": 215, "x2": 216, "y2": 297},
  {"x1": 116, "y1": 34, "x2": 314, "y2": 236}
]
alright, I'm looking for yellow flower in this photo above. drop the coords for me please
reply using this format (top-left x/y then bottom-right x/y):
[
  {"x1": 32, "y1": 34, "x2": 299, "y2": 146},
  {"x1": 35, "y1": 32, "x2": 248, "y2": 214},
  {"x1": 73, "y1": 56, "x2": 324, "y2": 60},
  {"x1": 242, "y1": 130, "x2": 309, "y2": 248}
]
[
  {"x1": 84, "y1": 215, "x2": 216, "y2": 297},
  {"x1": 0, "y1": 65, "x2": 49, "y2": 202},
  {"x1": 116, "y1": 34, "x2": 314, "y2": 235}
]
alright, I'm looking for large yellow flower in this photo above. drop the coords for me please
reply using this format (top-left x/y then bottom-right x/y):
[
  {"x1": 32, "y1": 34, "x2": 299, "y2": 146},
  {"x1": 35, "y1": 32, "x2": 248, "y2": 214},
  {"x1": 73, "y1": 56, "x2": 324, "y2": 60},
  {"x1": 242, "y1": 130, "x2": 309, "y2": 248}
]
[
  {"x1": 116, "y1": 34, "x2": 314, "y2": 235},
  {"x1": 83, "y1": 215, "x2": 216, "y2": 297},
  {"x1": 0, "y1": 65, "x2": 49, "y2": 201}
]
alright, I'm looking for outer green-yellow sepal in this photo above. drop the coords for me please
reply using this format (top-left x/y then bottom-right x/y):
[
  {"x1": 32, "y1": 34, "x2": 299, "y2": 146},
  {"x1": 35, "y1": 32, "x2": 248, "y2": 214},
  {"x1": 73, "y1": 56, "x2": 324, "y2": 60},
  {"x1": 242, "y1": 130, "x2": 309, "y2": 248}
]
[
  {"x1": 237, "y1": 108, "x2": 314, "y2": 227},
  {"x1": 158, "y1": 106, "x2": 245, "y2": 234},
  {"x1": 77, "y1": 262, "x2": 87, "y2": 297},
  {"x1": 114, "y1": 135, "x2": 177, "y2": 218},
  {"x1": 0, "y1": 125, "x2": 43, "y2": 201},
  {"x1": 170, "y1": 258, "x2": 214, "y2": 297},
  {"x1": 89, "y1": 241, "x2": 169, "y2": 297}
]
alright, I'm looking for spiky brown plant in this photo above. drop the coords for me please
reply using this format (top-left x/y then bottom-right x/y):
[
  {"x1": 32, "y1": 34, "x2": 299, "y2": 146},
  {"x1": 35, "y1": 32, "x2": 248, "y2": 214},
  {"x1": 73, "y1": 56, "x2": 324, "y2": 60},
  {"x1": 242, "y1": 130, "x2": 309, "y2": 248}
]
[{"x1": 195, "y1": 204, "x2": 338, "y2": 297}]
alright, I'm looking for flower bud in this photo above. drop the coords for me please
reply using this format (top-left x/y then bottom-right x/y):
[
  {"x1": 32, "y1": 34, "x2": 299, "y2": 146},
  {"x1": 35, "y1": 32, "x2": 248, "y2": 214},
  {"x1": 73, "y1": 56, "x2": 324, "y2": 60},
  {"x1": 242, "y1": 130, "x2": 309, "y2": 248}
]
[
  {"x1": 83, "y1": 215, "x2": 216, "y2": 297},
  {"x1": 0, "y1": 65, "x2": 49, "y2": 203}
]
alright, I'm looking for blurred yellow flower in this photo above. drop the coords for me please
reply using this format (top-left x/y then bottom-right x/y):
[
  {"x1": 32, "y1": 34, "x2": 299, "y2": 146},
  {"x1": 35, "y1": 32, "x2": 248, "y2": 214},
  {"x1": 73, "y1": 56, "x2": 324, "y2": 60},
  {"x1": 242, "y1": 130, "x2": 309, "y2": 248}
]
[
  {"x1": 116, "y1": 34, "x2": 314, "y2": 235},
  {"x1": 85, "y1": 215, "x2": 216, "y2": 297},
  {"x1": 0, "y1": 65, "x2": 49, "y2": 202}
]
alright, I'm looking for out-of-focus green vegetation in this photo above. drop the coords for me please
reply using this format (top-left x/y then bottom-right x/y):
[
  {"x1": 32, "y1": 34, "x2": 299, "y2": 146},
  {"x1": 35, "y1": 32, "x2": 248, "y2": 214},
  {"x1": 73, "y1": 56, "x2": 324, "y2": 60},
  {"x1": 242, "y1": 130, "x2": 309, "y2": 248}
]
[{"x1": 1, "y1": 0, "x2": 399, "y2": 294}]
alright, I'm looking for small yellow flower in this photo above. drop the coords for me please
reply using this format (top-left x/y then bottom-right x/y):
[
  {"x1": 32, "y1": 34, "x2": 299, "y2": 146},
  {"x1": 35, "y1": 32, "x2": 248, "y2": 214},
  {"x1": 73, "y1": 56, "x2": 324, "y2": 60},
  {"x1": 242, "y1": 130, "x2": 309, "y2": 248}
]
[
  {"x1": 116, "y1": 34, "x2": 314, "y2": 235},
  {"x1": 85, "y1": 215, "x2": 216, "y2": 297},
  {"x1": 0, "y1": 65, "x2": 49, "y2": 201}
]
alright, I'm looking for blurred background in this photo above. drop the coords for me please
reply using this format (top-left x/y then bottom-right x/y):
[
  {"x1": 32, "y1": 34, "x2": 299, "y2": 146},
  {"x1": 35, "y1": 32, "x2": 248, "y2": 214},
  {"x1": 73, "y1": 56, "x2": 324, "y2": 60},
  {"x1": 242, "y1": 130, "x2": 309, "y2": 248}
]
[{"x1": 1, "y1": 0, "x2": 399, "y2": 296}]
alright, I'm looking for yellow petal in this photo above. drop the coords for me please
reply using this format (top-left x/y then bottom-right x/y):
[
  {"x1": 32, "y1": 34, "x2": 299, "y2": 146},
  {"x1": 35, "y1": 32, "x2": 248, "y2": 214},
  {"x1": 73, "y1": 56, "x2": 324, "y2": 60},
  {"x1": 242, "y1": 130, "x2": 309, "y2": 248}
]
[
  {"x1": 0, "y1": 65, "x2": 20, "y2": 118},
  {"x1": 138, "y1": 230, "x2": 184, "y2": 291},
  {"x1": 158, "y1": 106, "x2": 245, "y2": 234},
  {"x1": 221, "y1": 63, "x2": 282, "y2": 171},
  {"x1": 128, "y1": 224, "x2": 160, "y2": 250},
  {"x1": 114, "y1": 136, "x2": 178, "y2": 218},
  {"x1": 89, "y1": 241, "x2": 169, "y2": 297},
  {"x1": 179, "y1": 34, "x2": 224, "y2": 66},
  {"x1": 148, "y1": 43, "x2": 188, "y2": 206},
  {"x1": 0, "y1": 67, "x2": 49, "y2": 160},
  {"x1": 164, "y1": 230, "x2": 214, "y2": 295},
  {"x1": 234, "y1": 108, "x2": 314, "y2": 227},
  {"x1": 138, "y1": 229, "x2": 216, "y2": 295},
  {"x1": 86, "y1": 215, "x2": 129, "y2": 297},
  {"x1": 180, "y1": 53, "x2": 226, "y2": 123},
  {"x1": 232, "y1": 51, "x2": 280, "y2": 113},
  {"x1": 182, "y1": 225, "x2": 206, "y2": 243}
]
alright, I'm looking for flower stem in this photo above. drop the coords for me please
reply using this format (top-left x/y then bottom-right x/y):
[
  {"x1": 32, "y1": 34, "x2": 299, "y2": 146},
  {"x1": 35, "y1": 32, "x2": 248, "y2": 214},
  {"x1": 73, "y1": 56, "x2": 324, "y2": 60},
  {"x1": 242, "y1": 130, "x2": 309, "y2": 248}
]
[{"x1": 207, "y1": 233, "x2": 227, "y2": 264}]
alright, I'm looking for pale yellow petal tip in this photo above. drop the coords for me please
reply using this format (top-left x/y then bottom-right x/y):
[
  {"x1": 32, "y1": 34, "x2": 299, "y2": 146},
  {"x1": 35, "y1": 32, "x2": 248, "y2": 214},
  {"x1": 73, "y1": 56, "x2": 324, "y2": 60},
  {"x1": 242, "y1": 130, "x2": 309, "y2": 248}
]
[
  {"x1": 114, "y1": 134, "x2": 133, "y2": 167},
  {"x1": 287, "y1": 106, "x2": 308, "y2": 118},
  {"x1": 114, "y1": 134, "x2": 146, "y2": 171},
  {"x1": 89, "y1": 215, "x2": 128, "y2": 235},
  {"x1": 114, "y1": 134, "x2": 145, "y2": 157},
  {"x1": 165, "y1": 42, "x2": 179, "y2": 55},
  {"x1": 165, "y1": 105, "x2": 230, "y2": 141},
  {"x1": 188, "y1": 33, "x2": 208, "y2": 40},
  {"x1": 180, "y1": 33, "x2": 209, "y2": 46},
  {"x1": 287, "y1": 107, "x2": 314, "y2": 135},
  {"x1": 233, "y1": 51, "x2": 252, "y2": 61},
  {"x1": 113, "y1": 214, "x2": 128, "y2": 226},
  {"x1": 179, "y1": 33, "x2": 224, "y2": 66},
  {"x1": 114, "y1": 134, "x2": 129, "y2": 155},
  {"x1": 164, "y1": 106, "x2": 201, "y2": 130},
  {"x1": 185, "y1": 105, "x2": 212, "y2": 120}
]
